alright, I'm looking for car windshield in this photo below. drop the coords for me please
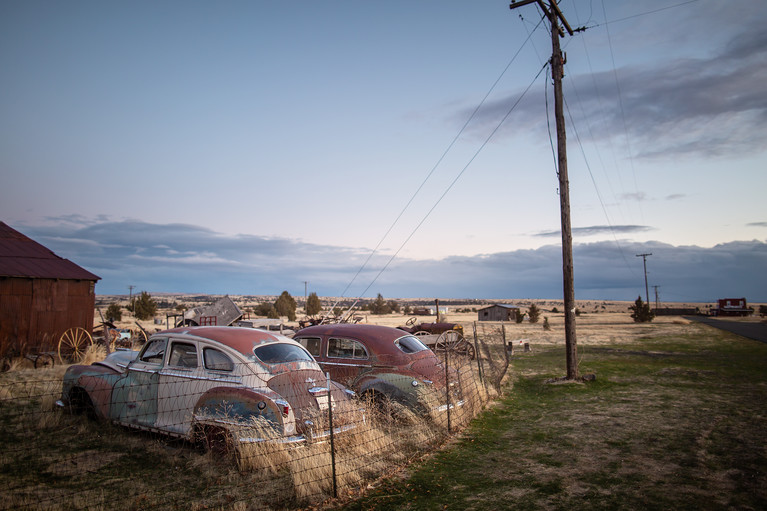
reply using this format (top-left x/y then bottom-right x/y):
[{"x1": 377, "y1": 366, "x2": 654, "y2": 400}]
[
  {"x1": 395, "y1": 335, "x2": 429, "y2": 354},
  {"x1": 254, "y1": 343, "x2": 314, "y2": 364}
]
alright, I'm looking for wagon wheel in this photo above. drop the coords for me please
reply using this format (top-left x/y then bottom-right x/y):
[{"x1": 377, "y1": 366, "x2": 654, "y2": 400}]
[
  {"x1": 406, "y1": 317, "x2": 417, "y2": 327},
  {"x1": 413, "y1": 330, "x2": 430, "y2": 336},
  {"x1": 58, "y1": 327, "x2": 93, "y2": 363},
  {"x1": 34, "y1": 353, "x2": 55, "y2": 369},
  {"x1": 132, "y1": 328, "x2": 148, "y2": 346},
  {"x1": 435, "y1": 330, "x2": 474, "y2": 359}
]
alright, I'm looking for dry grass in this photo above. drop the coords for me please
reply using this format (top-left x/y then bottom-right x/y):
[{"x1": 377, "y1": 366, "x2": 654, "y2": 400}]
[{"x1": 0, "y1": 345, "x2": 491, "y2": 510}]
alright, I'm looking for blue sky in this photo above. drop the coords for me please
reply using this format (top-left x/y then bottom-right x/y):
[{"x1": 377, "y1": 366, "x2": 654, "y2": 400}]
[{"x1": 1, "y1": 0, "x2": 765, "y2": 302}]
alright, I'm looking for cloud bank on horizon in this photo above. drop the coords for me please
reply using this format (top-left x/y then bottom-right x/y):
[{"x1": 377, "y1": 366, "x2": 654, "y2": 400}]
[
  {"x1": 14, "y1": 219, "x2": 767, "y2": 302},
  {"x1": 1, "y1": 1, "x2": 766, "y2": 303}
]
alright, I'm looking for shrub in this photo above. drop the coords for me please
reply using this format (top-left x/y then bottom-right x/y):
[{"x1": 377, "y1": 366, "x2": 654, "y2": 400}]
[
  {"x1": 306, "y1": 292, "x2": 322, "y2": 316},
  {"x1": 629, "y1": 296, "x2": 655, "y2": 323},
  {"x1": 105, "y1": 303, "x2": 122, "y2": 322},
  {"x1": 370, "y1": 294, "x2": 391, "y2": 315},
  {"x1": 528, "y1": 304, "x2": 540, "y2": 324},
  {"x1": 132, "y1": 291, "x2": 157, "y2": 321},
  {"x1": 274, "y1": 291, "x2": 297, "y2": 321}
]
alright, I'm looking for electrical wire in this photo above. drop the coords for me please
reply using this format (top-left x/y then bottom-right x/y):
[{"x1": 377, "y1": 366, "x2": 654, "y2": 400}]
[
  {"x1": 333, "y1": 16, "x2": 546, "y2": 305},
  {"x1": 353, "y1": 62, "x2": 550, "y2": 301}
]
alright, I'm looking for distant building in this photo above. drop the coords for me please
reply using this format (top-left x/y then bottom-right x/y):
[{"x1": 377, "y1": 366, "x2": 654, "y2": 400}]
[
  {"x1": 0, "y1": 222, "x2": 100, "y2": 359},
  {"x1": 715, "y1": 298, "x2": 752, "y2": 317},
  {"x1": 178, "y1": 295, "x2": 242, "y2": 326},
  {"x1": 478, "y1": 304, "x2": 520, "y2": 322}
]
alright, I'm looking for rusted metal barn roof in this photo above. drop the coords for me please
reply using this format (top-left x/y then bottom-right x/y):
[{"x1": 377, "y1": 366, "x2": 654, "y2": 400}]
[{"x1": 0, "y1": 222, "x2": 100, "y2": 281}]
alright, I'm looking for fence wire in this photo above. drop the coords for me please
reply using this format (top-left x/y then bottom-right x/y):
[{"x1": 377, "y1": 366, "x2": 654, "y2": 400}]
[{"x1": 0, "y1": 324, "x2": 513, "y2": 510}]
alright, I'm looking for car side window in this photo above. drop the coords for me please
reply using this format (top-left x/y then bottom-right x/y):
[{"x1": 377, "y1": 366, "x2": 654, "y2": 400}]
[
  {"x1": 168, "y1": 342, "x2": 198, "y2": 368},
  {"x1": 203, "y1": 347, "x2": 234, "y2": 372},
  {"x1": 328, "y1": 338, "x2": 368, "y2": 360},
  {"x1": 139, "y1": 338, "x2": 167, "y2": 364},
  {"x1": 297, "y1": 337, "x2": 321, "y2": 357}
]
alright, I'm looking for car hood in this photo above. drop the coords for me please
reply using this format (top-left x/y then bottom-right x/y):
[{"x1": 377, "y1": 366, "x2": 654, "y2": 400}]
[{"x1": 93, "y1": 349, "x2": 139, "y2": 373}]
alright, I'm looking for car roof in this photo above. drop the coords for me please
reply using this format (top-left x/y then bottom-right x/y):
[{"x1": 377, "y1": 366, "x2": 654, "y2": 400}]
[
  {"x1": 154, "y1": 326, "x2": 293, "y2": 358},
  {"x1": 296, "y1": 323, "x2": 409, "y2": 345}
]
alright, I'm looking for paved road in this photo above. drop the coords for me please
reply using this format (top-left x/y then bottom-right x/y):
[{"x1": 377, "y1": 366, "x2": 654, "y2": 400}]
[{"x1": 685, "y1": 316, "x2": 767, "y2": 343}]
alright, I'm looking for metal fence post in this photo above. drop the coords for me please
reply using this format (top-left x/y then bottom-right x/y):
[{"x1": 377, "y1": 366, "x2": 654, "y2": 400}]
[
  {"x1": 444, "y1": 347, "x2": 451, "y2": 434},
  {"x1": 326, "y1": 372, "x2": 337, "y2": 498}
]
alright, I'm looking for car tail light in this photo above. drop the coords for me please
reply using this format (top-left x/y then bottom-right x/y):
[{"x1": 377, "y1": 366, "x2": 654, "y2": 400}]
[{"x1": 275, "y1": 399, "x2": 290, "y2": 417}]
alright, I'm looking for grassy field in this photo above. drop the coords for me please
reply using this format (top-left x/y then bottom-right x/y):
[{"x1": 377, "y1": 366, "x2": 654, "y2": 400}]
[
  {"x1": 2, "y1": 313, "x2": 766, "y2": 510},
  {"x1": 336, "y1": 319, "x2": 767, "y2": 510}
]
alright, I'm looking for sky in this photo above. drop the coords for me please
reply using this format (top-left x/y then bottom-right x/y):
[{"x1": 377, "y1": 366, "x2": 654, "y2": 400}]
[{"x1": 1, "y1": 0, "x2": 766, "y2": 302}]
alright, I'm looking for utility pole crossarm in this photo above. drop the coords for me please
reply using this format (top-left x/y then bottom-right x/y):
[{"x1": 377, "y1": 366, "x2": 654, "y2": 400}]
[{"x1": 510, "y1": 0, "x2": 574, "y2": 36}]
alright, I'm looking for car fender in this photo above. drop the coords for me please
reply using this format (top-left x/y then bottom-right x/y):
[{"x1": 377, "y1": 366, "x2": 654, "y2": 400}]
[
  {"x1": 61, "y1": 364, "x2": 123, "y2": 419},
  {"x1": 193, "y1": 386, "x2": 291, "y2": 436},
  {"x1": 357, "y1": 373, "x2": 419, "y2": 404}
]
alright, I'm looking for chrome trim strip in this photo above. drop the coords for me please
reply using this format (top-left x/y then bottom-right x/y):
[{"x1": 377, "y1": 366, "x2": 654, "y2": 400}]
[
  {"x1": 320, "y1": 361, "x2": 373, "y2": 368},
  {"x1": 158, "y1": 370, "x2": 242, "y2": 384}
]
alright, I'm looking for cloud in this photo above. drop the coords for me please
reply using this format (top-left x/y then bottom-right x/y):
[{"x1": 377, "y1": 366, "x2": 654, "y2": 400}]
[
  {"x1": 534, "y1": 225, "x2": 653, "y2": 237},
  {"x1": 747, "y1": 222, "x2": 767, "y2": 228},
  {"x1": 12, "y1": 219, "x2": 767, "y2": 302},
  {"x1": 460, "y1": 14, "x2": 767, "y2": 160}
]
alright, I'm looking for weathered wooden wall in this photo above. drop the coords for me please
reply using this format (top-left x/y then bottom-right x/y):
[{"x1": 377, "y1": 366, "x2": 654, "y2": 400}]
[{"x1": 0, "y1": 277, "x2": 95, "y2": 356}]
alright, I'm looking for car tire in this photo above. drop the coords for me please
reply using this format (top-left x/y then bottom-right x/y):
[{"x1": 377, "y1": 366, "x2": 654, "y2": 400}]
[{"x1": 68, "y1": 387, "x2": 97, "y2": 420}]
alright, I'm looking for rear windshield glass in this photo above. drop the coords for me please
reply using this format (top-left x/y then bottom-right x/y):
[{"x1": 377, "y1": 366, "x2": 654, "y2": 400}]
[
  {"x1": 254, "y1": 343, "x2": 314, "y2": 364},
  {"x1": 395, "y1": 335, "x2": 429, "y2": 354}
]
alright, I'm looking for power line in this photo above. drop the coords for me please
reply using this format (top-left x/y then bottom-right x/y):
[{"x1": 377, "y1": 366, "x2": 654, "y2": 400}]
[
  {"x1": 355, "y1": 62, "x2": 549, "y2": 301},
  {"x1": 336, "y1": 16, "x2": 545, "y2": 301}
]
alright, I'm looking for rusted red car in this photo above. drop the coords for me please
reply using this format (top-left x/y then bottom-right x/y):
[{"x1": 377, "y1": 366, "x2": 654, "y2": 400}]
[
  {"x1": 294, "y1": 324, "x2": 463, "y2": 413},
  {"x1": 57, "y1": 326, "x2": 359, "y2": 449}
]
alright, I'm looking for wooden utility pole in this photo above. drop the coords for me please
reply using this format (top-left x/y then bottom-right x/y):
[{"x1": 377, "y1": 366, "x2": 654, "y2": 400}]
[
  {"x1": 636, "y1": 253, "x2": 652, "y2": 304},
  {"x1": 510, "y1": 0, "x2": 578, "y2": 379}
]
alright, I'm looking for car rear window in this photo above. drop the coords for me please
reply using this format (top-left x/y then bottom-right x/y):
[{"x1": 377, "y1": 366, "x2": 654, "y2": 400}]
[
  {"x1": 204, "y1": 347, "x2": 234, "y2": 372},
  {"x1": 328, "y1": 338, "x2": 368, "y2": 359},
  {"x1": 395, "y1": 335, "x2": 429, "y2": 354},
  {"x1": 254, "y1": 343, "x2": 314, "y2": 364}
]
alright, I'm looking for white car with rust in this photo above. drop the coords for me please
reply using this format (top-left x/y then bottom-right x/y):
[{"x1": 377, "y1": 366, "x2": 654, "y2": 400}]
[{"x1": 57, "y1": 326, "x2": 358, "y2": 449}]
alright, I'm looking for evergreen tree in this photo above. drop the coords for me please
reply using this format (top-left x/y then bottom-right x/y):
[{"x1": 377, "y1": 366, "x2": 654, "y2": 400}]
[
  {"x1": 274, "y1": 291, "x2": 297, "y2": 321},
  {"x1": 133, "y1": 291, "x2": 157, "y2": 321},
  {"x1": 106, "y1": 303, "x2": 122, "y2": 322},
  {"x1": 629, "y1": 296, "x2": 655, "y2": 323},
  {"x1": 528, "y1": 304, "x2": 541, "y2": 323},
  {"x1": 370, "y1": 293, "x2": 391, "y2": 315},
  {"x1": 306, "y1": 292, "x2": 322, "y2": 316}
]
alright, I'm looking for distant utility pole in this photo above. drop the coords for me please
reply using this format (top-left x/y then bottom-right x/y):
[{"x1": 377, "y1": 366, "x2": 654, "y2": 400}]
[
  {"x1": 652, "y1": 285, "x2": 660, "y2": 310},
  {"x1": 510, "y1": 0, "x2": 578, "y2": 380},
  {"x1": 636, "y1": 253, "x2": 652, "y2": 304},
  {"x1": 128, "y1": 285, "x2": 135, "y2": 303}
]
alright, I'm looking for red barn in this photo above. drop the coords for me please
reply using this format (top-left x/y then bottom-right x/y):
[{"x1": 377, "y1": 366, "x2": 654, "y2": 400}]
[{"x1": 0, "y1": 222, "x2": 100, "y2": 361}]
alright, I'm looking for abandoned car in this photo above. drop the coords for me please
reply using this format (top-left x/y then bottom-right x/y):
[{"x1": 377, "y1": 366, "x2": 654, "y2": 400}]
[
  {"x1": 57, "y1": 326, "x2": 359, "y2": 448},
  {"x1": 293, "y1": 324, "x2": 463, "y2": 413}
]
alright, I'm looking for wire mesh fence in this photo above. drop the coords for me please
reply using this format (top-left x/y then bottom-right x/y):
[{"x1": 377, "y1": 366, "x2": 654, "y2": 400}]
[{"x1": 0, "y1": 323, "x2": 513, "y2": 510}]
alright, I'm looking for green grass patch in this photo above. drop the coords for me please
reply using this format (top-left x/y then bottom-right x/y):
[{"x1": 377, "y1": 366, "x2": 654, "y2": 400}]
[{"x1": 339, "y1": 324, "x2": 767, "y2": 510}]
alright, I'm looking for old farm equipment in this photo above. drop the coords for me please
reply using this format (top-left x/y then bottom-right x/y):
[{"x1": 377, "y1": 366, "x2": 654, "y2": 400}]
[
  {"x1": 398, "y1": 318, "x2": 475, "y2": 360},
  {"x1": 55, "y1": 309, "x2": 150, "y2": 365},
  {"x1": 55, "y1": 321, "x2": 149, "y2": 364}
]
